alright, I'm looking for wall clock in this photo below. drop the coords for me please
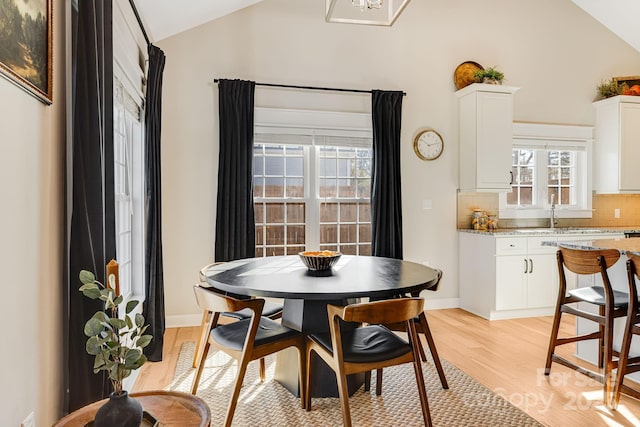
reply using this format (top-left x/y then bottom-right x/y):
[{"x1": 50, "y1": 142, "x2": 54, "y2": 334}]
[{"x1": 413, "y1": 129, "x2": 444, "y2": 161}]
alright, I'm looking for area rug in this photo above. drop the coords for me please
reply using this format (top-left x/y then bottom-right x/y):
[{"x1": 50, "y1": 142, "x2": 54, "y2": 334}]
[{"x1": 169, "y1": 342, "x2": 541, "y2": 426}]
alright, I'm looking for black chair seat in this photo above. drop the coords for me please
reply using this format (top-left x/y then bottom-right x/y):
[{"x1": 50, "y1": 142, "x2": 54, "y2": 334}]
[
  {"x1": 222, "y1": 301, "x2": 283, "y2": 320},
  {"x1": 568, "y1": 286, "x2": 629, "y2": 307},
  {"x1": 211, "y1": 317, "x2": 299, "y2": 351},
  {"x1": 311, "y1": 325, "x2": 411, "y2": 363}
]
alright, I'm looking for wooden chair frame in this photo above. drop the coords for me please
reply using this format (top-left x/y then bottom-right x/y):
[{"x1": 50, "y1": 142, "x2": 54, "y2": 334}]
[
  {"x1": 613, "y1": 254, "x2": 640, "y2": 408},
  {"x1": 193, "y1": 262, "x2": 282, "y2": 369},
  {"x1": 190, "y1": 285, "x2": 305, "y2": 427},
  {"x1": 305, "y1": 298, "x2": 431, "y2": 427},
  {"x1": 544, "y1": 247, "x2": 626, "y2": 407}
]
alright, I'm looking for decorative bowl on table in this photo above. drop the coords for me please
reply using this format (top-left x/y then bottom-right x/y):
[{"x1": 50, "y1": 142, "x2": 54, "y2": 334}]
[{"x1": 298, "y1": 250, "x2": 342, "y2": 271}]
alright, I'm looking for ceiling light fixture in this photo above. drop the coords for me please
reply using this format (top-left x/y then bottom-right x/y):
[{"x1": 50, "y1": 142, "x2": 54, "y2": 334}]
[{"x1": 326, "y1": 0, "x2": 411, "y2": 26}]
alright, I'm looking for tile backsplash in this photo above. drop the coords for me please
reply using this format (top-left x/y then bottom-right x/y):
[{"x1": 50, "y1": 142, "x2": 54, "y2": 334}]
[{"x1": 457, "y1": 193, "x2": 640, "y2": 229}]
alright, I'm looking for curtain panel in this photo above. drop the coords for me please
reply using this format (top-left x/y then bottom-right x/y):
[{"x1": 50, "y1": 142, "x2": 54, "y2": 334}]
[
  {"x1": 215, "y1": 79, "x2": 256, "y2": 261},
  {"x1": 142, "y1": 44, "x2": 166, "y2": 362},
  {"x1": 66, "y1": 0, "x2": 114, "y2": 412},
  {"x1": 371, "y1": 90, "x2": 404, "y2": 259}
]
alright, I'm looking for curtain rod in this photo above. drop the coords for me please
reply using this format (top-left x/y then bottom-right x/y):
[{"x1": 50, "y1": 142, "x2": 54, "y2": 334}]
[
  {"x1": 129, "y1": 0, "x2": 151, "y2": 46},
  {"x1": 213, "y1": 79, "x2": 406, "y2": 96}
]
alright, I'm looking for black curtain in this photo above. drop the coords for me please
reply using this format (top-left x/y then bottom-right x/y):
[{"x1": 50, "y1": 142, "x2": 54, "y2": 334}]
[
  {"x1": 65, "y1": 0, "x2": 114, "y2": 412},
  {"x1": 215, "y1": 79, "x2": 256, "y2": 261},
  {"x1": 370, "y1": 90, "x2": 404, "y2": 259},
  {"x1": 142, "y1": 44, "x2": 166, "y2": 362}
]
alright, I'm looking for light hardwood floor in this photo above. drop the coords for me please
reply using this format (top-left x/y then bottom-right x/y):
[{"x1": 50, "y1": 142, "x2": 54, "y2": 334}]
[{"x1": 133, "y1": 308, "x2": 640, "y2": 426}]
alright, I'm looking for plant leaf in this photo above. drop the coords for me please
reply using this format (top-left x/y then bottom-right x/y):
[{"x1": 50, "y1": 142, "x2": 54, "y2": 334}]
[
  {"x1": 109, "y1": 318, "x2": 127, "y2": 330},
  {"x1": 113, "y1": 295, "x2": 124, "y2": 306},
  {"x1": 135, "y1": 313, "x2": 144, "y2": 327},
  {"x1": 136, "y1": 335, "x2": 153, "y2": 349},
  {"x1": 80, "y1": 283, "x2": 101, "y2": 299},
  {"x1": 86, "y1": 336, "x2": 101, "y2": 355},
  {"x1": 125, "y1": 300, "x2": 138, "y2": 314},
  {"x1": 124, "y1": 349, "x2": 142, "y2": 366},
  {"x1": 79, "y1": 270, "x2": 96, "y2": 284},
  {"x1": 94, "y1": 353, "x2": 106, "y2": 369},
  {"x1": 84, "y1": 318, "x2": 104, "y2": 337},
  {"x1": 125, "y1": 315, "x2": 133, "y2": 329}
]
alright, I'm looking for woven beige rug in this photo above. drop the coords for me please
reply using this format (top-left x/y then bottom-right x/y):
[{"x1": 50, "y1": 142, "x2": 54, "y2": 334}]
[{"x1": 169, "y1": 342, "x2": 541, "y2": 426}]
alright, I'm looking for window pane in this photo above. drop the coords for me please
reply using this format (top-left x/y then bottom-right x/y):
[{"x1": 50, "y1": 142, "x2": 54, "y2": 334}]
[
  {"x1": 341, "y1": 245, "x2": 357, "y2": 255},
  {"x1": 519, "y1": 167, "x2": 534, "y2": 185},
  {"x1": 320, "y1": 158, "x2": 337, "y2": 177},
  {"x1": 268, "y1": 247, "x2": 285, "y2": 256},
  {"x1": 286, "y1": 157, "x2": 303, "y2": 177},
  {"x1": 321, "y1": 203, "x2": 338, "y2": 222},
  {"x1": 561, "y1": 187, "x2": 571, "y2": 205},
  {"x1": 256, "y1": 247, "x2": 264, "y2": 257},
  {"x1": 340, "y1": 224, "x2": 356, "y2": 243},
  {"x1": 337, "y1": 158, "x2": 351, "y2": 177},
  {"x1": 506, "y1": 188, "x2": 517, "y2": 205},
  {"x1": 548, "y1": 151, "x2": 559, "y2": 166},
  {"x1": 340, "y1": 203, "x2": 357, "y2": 222},
  {"x1": 548, "y1": 168, "x2": 559, "y2": 185},
  {"x1": 359, "y1": 204, "x2": 370, "y2": 222},
  {"x1": 287, "y1": 245, "x2": 305, "y2": 254},
  {"x1": 266, "y1": 226, "x2": 284, "y2": 245},
  {"x1": 287, "y1": 203, "x2": 305, "y2": 223},
  {"x1": 266, "y1": 203, "x2": 284, "y2": 223},
  {"x1": 253, "y1": 177, "x2": 264, "y2": 198},
  {"x1": 338, "y1": 178, "x2": 356, "y2": 197},
  {"x1": 561, "y1": 167, "x2": 571, "y2": 182},
  {"x1": 519, "y1": 150, "x2": 534, "y2": 166},
  {"x1": 320, "y1": 224, "x2": 337, "y2": 243},
  {"x1": 253, "y1": 155, "x2": 264, "y2": 175},
  {"x1": 320, "y1": 178, "x2": 337, "y2": 198},
  {"x1": 548, "y1": 188, "x2": 558, "y2": 204},
  {"x1": 254, "y1": 203, "x2": 264, "y2": 223},
  {"x1": 359, "y1": 244, "x2": 371, "y2": 256},
  {"x1": 359, "y1": 224, "x2": 371, "y2": 242},
  {"x1": 287, "y1": 225, "x2": 305, "y2": 245},
  {"x1": 255, "y1": 226, "x2": 264, "y2": 245},
  {"x1": 285, "y1": 178, "x2": 304, "y2": 197},
  {"x1": 357, "y1": 178, "x2": 371, "y2": 198},
  {"x1": 265, "y1": 156, "x2": 284, "y2": 175},
  {"x1": 265, "y1": 177, "x2": 284, "y2": 197},
  {"x1": 561, "y1": 152, "x2": 572, "y2": 166},
  {"x1": 319, "y1": 244, "x2": 338, "y2": 252},
  {"x1": 520, "y1": 187, "x2": 533, "y2": 205}
]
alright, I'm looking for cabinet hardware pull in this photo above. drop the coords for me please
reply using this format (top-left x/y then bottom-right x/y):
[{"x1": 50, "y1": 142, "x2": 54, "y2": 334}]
[
  {"x1": 529, "y1": 258, "x2": 533, "y2": 273},
  {"x1": 524, "y1": 258, "x2": 528, "y2": 274},
  {"x1": 510, "y1": 170, "x2": 514, "y2": 185}
]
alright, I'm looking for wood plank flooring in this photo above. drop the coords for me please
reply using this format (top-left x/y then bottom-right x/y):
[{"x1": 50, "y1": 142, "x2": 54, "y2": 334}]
[{"x1": 133, "y1": 308, "x2": 640, "y2": 426}]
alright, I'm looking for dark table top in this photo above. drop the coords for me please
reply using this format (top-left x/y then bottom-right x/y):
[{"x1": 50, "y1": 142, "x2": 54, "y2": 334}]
[{"x1": 202, "y1": 255, "x2": 440, "y2": 300}]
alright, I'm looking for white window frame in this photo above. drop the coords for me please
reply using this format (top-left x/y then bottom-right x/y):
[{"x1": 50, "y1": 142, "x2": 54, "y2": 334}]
[
  {"x1": 499, "y1": 122, "x2": 593, "y2": 219},
  {"x1": 254, "y1": 108, "x2": 373, "y2": 255}
]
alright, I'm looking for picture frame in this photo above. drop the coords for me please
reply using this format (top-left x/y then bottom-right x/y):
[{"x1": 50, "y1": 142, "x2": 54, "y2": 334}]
[{"x1": 0, "y1": 0, "x2": 53, "y2": 104}]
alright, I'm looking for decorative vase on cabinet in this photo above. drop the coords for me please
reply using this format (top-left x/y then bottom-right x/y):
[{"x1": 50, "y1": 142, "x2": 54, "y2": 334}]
[{"x1": 457, "y1": 83, "x2": 519, "y2": 192}]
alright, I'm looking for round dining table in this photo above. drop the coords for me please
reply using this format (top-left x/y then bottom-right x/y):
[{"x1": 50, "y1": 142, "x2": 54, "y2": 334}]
[{"x1": 201, "y1": 254, "x2": 441, "y2": 397}]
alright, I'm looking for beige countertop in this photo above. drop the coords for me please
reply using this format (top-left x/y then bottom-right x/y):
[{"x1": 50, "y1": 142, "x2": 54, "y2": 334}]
[{"x1": 457, "y1": 227, "x2": 639, "y2": 236}]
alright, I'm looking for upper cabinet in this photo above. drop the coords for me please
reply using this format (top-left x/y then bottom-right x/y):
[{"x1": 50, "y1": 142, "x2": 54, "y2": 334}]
[
  {"x1": 457, "y1": 83, "x2": 520, "y2": 192},
  {"x1": 593, "y1": 96, "x2": 640, "y2": 193}
]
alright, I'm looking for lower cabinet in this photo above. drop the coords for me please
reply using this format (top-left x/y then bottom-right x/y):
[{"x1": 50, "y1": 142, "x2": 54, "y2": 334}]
[{"x1": 459, "y1": 232, "x2": 624, "y2": 320}]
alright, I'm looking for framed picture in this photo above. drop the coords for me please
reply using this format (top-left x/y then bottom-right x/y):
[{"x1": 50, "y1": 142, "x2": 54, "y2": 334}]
[{"x1": 0, "y1": 0, "x2": 53, "y2": 104}]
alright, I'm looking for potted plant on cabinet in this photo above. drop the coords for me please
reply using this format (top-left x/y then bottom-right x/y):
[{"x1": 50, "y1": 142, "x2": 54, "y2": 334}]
[
  {"x1": 473, "y1": 66, "x2": 505, "y2": 84},
  {"x1": 79, "y1": 265, "x2": 152, "y2": 427}
]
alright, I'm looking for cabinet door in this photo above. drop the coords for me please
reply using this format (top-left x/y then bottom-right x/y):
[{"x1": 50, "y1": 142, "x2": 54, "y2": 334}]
[
  {"x1": 619, "y1": 103, "x2": 640, "y2": 191},
  {"x1": 526, "y1": 253, "x2": 559, "y2": 308},
  {"x1": 476, "y1": 92, "x2": 513, "y2": 190},
  {"x1": 495, "y1": 255, "x2": 527, "y2": 310}
]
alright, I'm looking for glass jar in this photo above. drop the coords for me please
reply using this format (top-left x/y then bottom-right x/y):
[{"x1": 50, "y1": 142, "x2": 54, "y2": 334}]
[{"x1": 471, "y1": 209, "x2": 488, "y2": 231}]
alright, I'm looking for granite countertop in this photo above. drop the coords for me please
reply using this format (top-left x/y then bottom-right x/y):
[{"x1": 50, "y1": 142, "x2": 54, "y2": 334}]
[
  {"x1": 551, "y1": 237, "x2": 640, "y2": 255},
  {"x1": 458, "y1": 227, "x2": 640, "y2": 236}
]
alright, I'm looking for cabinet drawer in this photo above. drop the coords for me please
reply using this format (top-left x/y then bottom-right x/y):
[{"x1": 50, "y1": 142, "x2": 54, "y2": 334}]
[
  {"x1": 527, "y1": 236, "x2": 558, "y2": 254},
  {"x1": 496, "y1": 237, "x2": 527, "y2": 255}
]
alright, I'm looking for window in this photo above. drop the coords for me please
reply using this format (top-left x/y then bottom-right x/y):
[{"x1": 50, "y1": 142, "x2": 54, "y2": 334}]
[
  {"x1": 253, "y1": 108, "x2": 373, "y2": 257},
  {"x1": 499, "y1": 123, "x2": 593, "y2": 219}
]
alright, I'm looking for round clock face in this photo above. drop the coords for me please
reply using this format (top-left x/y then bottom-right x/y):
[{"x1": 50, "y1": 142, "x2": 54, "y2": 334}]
[{"x1": 414, "y1": 129, "x2": 443, "y2": 160}]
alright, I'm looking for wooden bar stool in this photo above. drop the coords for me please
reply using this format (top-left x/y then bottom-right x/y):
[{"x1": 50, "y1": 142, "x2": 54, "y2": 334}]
[
  {"x1": 613, "y1": 254, "x2": 640, "y2": 408},
  {"x1": 544, "y1": 246, "x2": 628, "y2": 407}
]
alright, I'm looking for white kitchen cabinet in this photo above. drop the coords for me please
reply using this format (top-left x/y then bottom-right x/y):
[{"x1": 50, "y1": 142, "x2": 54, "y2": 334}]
[
  {"x1": 593, "y1": 95, "x2": 640, "y2": 193},
  {"x1": 459, "y1": 232, "x2": 625, "y2": 320},
  {"x1": 457, "y1": 83, "x2": 519, "y2": 192}
]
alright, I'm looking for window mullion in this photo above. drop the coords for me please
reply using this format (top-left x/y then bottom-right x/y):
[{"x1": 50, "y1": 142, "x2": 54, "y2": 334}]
[{"x1": 307, "y1": 145, "x2": 319, "y2": 250}]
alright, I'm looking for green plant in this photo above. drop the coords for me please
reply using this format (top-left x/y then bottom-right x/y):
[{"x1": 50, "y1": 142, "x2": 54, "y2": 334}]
[
  {"x1": 473, "y1": 66, "x2": 505, "y2": 83},
  {"x1": 79, "y1": 270, "x2": 152, "y2": 395},
  {"x1": 596, "y1": 78, "x2": 622, "y2": 99}
]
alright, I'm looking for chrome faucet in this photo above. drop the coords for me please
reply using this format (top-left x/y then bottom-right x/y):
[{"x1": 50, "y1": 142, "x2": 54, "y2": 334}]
[{"x1": 550, "y1": 194, "x2": 557, "y2": 229}]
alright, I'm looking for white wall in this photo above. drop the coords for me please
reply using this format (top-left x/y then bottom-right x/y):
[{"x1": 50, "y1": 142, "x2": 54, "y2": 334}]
[
  {"x1": 0, "y1": 1, "x2": 65, "y2": 426},
  {"x1": 157, "y1": 0, "x2": 640, "y2": 321}
]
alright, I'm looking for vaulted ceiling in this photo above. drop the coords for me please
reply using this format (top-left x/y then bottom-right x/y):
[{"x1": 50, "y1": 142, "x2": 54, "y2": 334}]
[{"x1": 133, "y1": 0, "x2": 640, "y2": 54}]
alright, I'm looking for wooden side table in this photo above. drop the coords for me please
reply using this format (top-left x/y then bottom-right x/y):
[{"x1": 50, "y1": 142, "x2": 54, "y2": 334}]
[{"x1": 53, "y1": 390, "x2": 211, "y2": 427}]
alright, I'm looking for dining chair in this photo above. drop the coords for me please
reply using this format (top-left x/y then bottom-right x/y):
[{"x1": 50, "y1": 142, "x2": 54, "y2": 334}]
[
  {"x1": 190, "y1": 285, "x2": 306, "y2": 427},
  {"x1": 544, "y1": 247, "x2": 628, "y2": 407},
  {"x1": 612, "y1": 254, "x2": 640, "y2": 408},
  {"x1": 193, "y1": 262, "x2": 283, "y2": 369},
  {"x1": 305, "y1": 298, "x2": 432, "y2": 427},
  {"x1": 369, "y1": 269, "x2": 448, "y2": 394}
]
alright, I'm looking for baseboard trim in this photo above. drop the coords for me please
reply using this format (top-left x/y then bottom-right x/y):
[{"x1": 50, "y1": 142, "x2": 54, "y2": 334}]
[
  {"x1": 425, "y1": 298, "x2": 460, "y2": 311},
  {"x1": 166, "y1": 313, "x2": 202, "y2": 328}
]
